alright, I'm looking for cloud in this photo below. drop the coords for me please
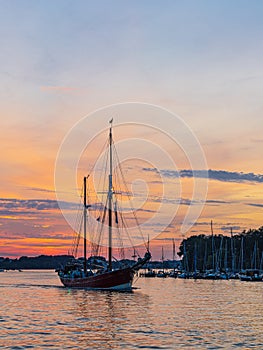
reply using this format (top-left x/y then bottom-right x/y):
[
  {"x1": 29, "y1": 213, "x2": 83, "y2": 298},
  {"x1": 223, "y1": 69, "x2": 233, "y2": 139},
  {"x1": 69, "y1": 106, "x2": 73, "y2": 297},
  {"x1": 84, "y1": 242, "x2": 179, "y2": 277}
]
[
  {"x1": 206, "y1": 170, "x2": 263, "y2": 183},
  {"x1": 0, "y1": 198, "x2": 78, "y2": 213},
  {"x1": 0, "y1": 198, "x2": 59, "y2": 211},
  {"x1": 221, "y1": 225, "x2": 241, "y2": 232},
  {"x1": 147, "y1": 195, "x2": 231, "y2": 206},
  {"x1": 206, "y1": 200, "x2": 229, "y2": 206},
  {"x1": 247, "y1": 203, "x2": 263, "y2": 208},
  {"x1": 137, "y1": 208, "x2": 156, "y2": 213},
  {"x1": 142, "y1": 168, "x2": 263, "y2": 184},
  {"x1": 0, "y1": 209, "x2": 38, "y2": 216},
  {"x1": 154, "y1": 237, "x2": 180, "y2": 241},
  {"x1": 25, "y1": 187, "x2": 55, "y2": 193}
]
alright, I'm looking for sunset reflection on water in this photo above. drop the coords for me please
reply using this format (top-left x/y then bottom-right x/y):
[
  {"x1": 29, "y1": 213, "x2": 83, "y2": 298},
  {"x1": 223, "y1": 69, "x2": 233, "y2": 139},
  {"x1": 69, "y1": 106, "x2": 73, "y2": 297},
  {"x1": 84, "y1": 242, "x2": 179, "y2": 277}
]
[{"x1": 0, "y1": 270, "x2": 262, "y2": 349}]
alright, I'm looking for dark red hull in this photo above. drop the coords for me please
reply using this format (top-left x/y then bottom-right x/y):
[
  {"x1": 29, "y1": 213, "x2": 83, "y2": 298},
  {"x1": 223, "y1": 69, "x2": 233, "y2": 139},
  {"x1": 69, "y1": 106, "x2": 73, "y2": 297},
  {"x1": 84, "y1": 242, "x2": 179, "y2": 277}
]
[{"x1": 60, "y1": 267, "x2": 135, "y2": 290}]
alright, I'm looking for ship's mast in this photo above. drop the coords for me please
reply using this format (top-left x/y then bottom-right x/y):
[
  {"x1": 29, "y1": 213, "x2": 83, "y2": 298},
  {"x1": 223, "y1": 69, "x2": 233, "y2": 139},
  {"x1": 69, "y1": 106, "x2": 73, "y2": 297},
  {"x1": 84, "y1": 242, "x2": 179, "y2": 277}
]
[
  {"x1": 211, "y1": 220, "x2": 215, "y2": 271},
  {"x1": 83, "y1": 176, "x2": 87, "y2": 274},
  {"x1": 108, "y1": 119, "x2": 113, "y2": 270},
  {"x1": 161, "y1": 246, "x2": 164, "y2": 273},
  {"x1": 172, "y1": 238, "x2": 176, "y2": 273}
]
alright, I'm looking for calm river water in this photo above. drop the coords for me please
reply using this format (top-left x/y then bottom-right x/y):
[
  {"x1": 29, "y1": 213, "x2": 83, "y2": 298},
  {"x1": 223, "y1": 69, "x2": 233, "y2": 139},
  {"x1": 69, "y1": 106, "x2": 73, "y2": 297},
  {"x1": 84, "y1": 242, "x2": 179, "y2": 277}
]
[{"x1": 0, "y1": 270, "x2": 262, "y2": 349}]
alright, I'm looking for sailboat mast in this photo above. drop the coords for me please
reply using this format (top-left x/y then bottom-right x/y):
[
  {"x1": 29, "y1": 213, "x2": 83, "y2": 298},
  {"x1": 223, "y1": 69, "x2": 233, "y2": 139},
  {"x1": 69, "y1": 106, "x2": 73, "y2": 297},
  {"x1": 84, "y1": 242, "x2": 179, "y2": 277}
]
[
  {"x1": 108, "y1": 120, "x2": 113, "y2": 270},
  {"x1": 194, "y1": 242, "x2": 197, "y2": 274},
  {"x1": 83, "y1": 176, "x2": 87, "y2": 274},
  {"x1": 161, "y1": 246, "x2": 164, "y2": 273},
  {"x1": 240, "y1": 236, "x2": 244, "y2": 271},
  {"x1": 211, "y1": 220, "x2": 215, "y2": 271},
  {"x1": 231, "y1": 227, "x2": 235, "y2": 273},
  {"x1": 172, "y1": 238, "x2": 175, "y2": 272},
  {"x1": 224, "y1": 238, "x2": 228, "y2": 271}
]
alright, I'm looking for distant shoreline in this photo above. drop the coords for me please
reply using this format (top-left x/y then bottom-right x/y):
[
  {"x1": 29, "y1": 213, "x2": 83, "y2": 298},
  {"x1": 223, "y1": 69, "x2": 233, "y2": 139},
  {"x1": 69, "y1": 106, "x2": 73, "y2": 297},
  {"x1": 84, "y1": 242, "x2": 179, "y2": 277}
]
[{"x1": 0, "y1": 254, "x2": 180, "y2": 271}]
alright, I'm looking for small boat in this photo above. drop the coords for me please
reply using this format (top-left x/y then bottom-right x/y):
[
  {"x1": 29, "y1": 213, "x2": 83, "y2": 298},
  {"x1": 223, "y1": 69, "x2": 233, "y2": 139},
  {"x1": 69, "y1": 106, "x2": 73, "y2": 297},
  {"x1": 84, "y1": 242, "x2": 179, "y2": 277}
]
[
  {"x1": 156, "y1": 270, "x2": 168, "y2": 278},
  {"x1": 58, "y1": 120, "x2": 151, "y2": 291},
  {"x1": 169, "y1": 270, "x2": 178, "y2": 278},
  {"x1": 228, "y1": 272, "x2": 239, "y2": 280},
  {"x1": 239, "y1": 269, "x2": 263, "y2": 282},
  {"x1": 156, "y1": 246, "x2": 168, "y2": 278},
  {"x1": 177, "y1": 271, "x2": 191, "y2": 279},
  {"x1": 140, "y1": 269, "x2": 156, "y2": 278},
  {"x1": 203, "y1": 271, "x2": 222, "y2": 280}
]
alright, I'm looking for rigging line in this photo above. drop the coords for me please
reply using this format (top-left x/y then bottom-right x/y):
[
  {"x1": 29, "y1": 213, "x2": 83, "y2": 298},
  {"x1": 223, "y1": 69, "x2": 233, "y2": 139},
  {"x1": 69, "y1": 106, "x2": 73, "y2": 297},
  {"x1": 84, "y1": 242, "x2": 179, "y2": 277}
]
[
  {"x1": 117, "y1": 201, "x2": 142, "y2": 258},
  {"x1": 90, "y1": 136, "x2": 110, "y2": 256},
  {"x1": 94, "y1": 136, "x2": 109, "y2": 210},
  {"x1": 113, "y1": 200, "x2": 126, "y2": 259},
  {"x1": 94, "y1": 150, "x2": 109, "y2": 253},
  {"x1": 87, "y1": 177, "x2": 103, "y2": 251},
  {"x1": 93, "y1": 196, "x2": 108, "y2": 256},
  {"x1": 73, "y1": 211, "x2": 83, "y2": 257},
  {"x1": 83, "y1": 135, "x2": 109, "y2": 243},
  {"x1": 100, "y1": 138, "x2": 109, "y2": 220},
  {"x1": 111, "y1": 157, "x2": 138, "y2": 256},
  {"x1": 70, "y1": 183, "x2": 84, "y2": 256},
  {"x1": 90, "y1": 138, "x2": 109, "y2": 250},
  {"x1": 116, "y1": 222, "x2": 129, "y2": 261},
  {"x1": 133, "y1": 273, "x2": 140, "y2": 285},
  {"x1": 72, "y1": 196, "x2": 84, "y2": 257},
  {"x1": 85, "y1": 137, "x2": 109, "y2": 180},
  {"x1": 112, "y1": 143, "x2": 147, "y2": 249},
  {"x1": 110, "y1": 134, "x2": 144, "y2": 256},
  {"x1": 86, "y1": 180, "x2": 95, "y2": 248},
  {"x1": 111, "y1": 148, "x2": 143, "y2": 258},
  {"x1": 86, "y1": 142, "x2": 109, "y2": 256},
  {"x1": 71, "y1": 208, "x2": 82, "y2": 250}
]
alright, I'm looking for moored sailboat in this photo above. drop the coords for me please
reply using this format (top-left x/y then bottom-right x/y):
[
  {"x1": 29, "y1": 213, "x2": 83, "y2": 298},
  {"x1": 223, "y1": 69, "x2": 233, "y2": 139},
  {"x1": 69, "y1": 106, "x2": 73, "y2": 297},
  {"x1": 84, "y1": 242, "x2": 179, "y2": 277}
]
[
  {"x1": 239, "y1": 269, "x2": 263, "y2": 282},
  {"x1": 169, "y1": 238, "x2": 178, "y2": 278},
  {"x1": 58, "y1": 120, "x2": 151, "y2": 290}
]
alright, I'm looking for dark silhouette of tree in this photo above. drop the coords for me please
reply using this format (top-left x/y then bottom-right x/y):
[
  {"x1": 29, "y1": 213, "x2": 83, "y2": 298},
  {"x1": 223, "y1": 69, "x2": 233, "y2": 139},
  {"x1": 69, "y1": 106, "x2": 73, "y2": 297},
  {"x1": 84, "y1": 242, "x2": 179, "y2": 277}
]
[{"x1": 178, "y1": 227, "x2": 263, "y2": 272}]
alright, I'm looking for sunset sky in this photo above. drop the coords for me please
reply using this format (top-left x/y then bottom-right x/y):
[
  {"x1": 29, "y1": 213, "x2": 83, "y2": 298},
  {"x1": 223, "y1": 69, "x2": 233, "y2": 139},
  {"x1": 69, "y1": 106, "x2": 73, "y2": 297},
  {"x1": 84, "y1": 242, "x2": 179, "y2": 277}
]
[{"x1": 1, "y1": 1, "x2": 263, "y2": 259}]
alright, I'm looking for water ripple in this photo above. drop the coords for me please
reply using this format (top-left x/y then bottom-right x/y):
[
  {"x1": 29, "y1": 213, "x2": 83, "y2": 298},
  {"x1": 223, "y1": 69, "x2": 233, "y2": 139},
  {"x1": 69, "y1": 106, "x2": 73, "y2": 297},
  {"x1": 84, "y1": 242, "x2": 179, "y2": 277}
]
[{"x1": 0, "y1": 271, "x2": 263, "y2": 349}]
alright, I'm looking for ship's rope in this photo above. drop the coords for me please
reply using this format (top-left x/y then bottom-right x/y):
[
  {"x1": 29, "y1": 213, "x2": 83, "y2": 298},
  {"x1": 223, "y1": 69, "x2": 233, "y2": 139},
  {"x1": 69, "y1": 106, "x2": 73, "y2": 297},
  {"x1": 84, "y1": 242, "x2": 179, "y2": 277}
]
[
  {"x1": 85, "y1": 135, "x2": 109, "y2": 256},
  {"x1": 112, "y1": 142, "x2": 148, "y2": 252},
  {"x1": 76, "y1": 128, "x2": 149, "y2": 262},
  {"x1": 69, "y1": 184, "x2": 84, "y2": 257},
  {"x1": 67, "y1": 135, "x2": 109, "y2": 258},
  {"x1": 111, "y1": 150, "x2": 138, "y2": 259}
]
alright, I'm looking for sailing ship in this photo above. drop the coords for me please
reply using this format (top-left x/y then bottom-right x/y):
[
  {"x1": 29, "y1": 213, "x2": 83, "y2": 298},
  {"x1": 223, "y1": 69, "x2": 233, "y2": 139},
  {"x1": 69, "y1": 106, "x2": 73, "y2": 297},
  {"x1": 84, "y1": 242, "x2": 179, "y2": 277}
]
[{"x1": 58, "y1": 120, "x2": 151, "y2": 290}]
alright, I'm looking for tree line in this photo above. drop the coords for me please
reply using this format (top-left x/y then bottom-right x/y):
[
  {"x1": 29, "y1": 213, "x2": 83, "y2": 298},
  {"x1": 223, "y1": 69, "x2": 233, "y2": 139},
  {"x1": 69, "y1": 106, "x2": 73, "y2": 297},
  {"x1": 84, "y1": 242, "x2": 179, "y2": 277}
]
[
  {"x1": 0, "y1": 255, "x2": 73, "y2": 270},
  {"x1": 178, "y1": 226, "x2": 263, "y2": 272}
]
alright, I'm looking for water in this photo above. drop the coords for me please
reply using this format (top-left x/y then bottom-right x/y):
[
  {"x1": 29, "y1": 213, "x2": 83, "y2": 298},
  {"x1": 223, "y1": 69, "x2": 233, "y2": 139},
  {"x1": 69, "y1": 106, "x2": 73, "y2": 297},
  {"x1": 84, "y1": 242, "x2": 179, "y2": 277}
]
[{"x1": 0, "y1": 271, "x2": 262, "y2": 349}]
